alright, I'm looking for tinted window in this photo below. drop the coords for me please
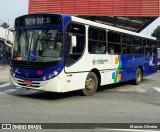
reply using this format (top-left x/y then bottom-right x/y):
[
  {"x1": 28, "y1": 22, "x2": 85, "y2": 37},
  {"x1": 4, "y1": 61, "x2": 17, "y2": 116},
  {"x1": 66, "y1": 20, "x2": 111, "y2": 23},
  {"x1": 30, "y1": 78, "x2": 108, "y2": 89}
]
[
  {"x1": 133, "y1": 46, "x2": 143, "y2": 54},
  {"x1": 122, "y1": 35, "x2": 132, "y2": 44},
  {"x1": 144, "y1": 39, "x2": 156, "y2": 56},
  {"x1": 108, "y1": 31, "x2": 121, "y2": 54},
  {"x1": 108, "y1": 32, "x2": 120, "y2": 43},
  {"x1": 142, "y1": 39, "x2": 147, "y2": 46},
  {"x1": 122, "y1": 45, "x2": 132, "y2": 54},
  {"x1": 88, "y1": 27, "x2": 106, "y2": 54},
  {"x1": 133, "y1": 37, "x2": 141, "y2": 45},
  {"x1": 65, "y1": 23, "x2": 85, "y2": 66},
  {"x1": 108, "y1": 43, "x2": 121, "y2": 54}
]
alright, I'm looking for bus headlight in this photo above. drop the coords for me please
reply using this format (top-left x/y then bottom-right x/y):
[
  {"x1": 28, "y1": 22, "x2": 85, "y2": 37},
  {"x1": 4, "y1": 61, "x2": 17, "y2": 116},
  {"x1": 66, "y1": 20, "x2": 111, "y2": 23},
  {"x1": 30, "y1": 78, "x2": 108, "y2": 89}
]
[
  {"x1": 54, "y1": 71, "x2": 58, "y2": 76},
  {"x1": 43, "y1": 76, "x2": 47, "y2": 81}
]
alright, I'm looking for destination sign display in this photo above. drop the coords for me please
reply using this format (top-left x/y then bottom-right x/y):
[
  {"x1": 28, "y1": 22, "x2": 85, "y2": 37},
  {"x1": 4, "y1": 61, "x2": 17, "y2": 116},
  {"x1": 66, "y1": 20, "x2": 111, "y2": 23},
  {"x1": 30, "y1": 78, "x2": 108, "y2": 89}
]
[{"x1": 15, "y1": 15, "x2": 62, "y2": 26}]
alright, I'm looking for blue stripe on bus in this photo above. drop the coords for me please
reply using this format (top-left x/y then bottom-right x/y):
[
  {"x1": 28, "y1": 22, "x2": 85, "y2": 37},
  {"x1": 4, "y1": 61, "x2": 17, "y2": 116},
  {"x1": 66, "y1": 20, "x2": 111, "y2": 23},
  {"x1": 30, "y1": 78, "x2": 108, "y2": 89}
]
[
  {"x1": 11, "y1": 59, "x2": 65, "y2": 81},
  {"x1": 119, "y1": 55, "x2": 157, "y2": 82}
]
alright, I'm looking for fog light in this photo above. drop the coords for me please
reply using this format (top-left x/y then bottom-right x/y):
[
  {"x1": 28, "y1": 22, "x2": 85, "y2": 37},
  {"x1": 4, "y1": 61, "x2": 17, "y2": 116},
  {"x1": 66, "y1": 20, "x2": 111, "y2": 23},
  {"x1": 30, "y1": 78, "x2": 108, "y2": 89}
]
[
  {"x1": 48, "y1": 74, "x2": 52, "y2": 79},
  {"x1": 54, "y1": 71, "x2": 58, "y2": 76},
  {"x1": 43, "y1": 76, "x2": 46, "y2": 81}
]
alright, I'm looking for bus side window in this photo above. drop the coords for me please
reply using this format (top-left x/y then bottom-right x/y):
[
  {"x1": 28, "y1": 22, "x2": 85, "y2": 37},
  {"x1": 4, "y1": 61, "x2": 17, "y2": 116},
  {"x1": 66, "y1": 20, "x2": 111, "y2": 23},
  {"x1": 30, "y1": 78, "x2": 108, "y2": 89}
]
[
  {"x1": 88, "y1": 27, "x2": 106, "y2": 54},
  {"x1": 109, "y1": 46, "x2": 114, "y2": 54},
  {"x1": 123, "y1": 46, "x2": 127, "y2": 54},
  {"x1": 108, "y1": 31, "x2": 121, "y2": 54},
  {"x1": 96, "y1": 43, "x2": 106, "y2": 53}
]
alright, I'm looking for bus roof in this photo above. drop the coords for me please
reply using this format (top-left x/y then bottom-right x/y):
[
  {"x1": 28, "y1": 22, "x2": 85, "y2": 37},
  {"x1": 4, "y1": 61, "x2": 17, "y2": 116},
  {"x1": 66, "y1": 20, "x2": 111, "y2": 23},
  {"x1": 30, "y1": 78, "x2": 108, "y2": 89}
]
[
  {"x1": 15, "y1": 13, "x2": 156, "y2": 40},
  {"x1": 71, "y1": 16, "x2": 156, "y2": 40}
]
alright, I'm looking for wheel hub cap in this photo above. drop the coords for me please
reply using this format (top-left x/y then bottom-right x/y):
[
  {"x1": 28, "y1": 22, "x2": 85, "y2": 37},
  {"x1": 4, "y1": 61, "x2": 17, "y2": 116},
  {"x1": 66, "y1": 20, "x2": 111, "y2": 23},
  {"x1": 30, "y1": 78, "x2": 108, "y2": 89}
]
[{"x1": 86, "y1": 78, "x2": 95, "y2": 91}]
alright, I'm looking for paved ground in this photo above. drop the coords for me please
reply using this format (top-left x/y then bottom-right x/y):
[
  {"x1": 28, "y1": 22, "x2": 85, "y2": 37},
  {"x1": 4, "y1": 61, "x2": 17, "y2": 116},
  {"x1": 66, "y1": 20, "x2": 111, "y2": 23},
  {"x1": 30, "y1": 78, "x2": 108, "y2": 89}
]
[
  {"x1": 0, "y1": 64, "x2": 9, "y2": 69},
  {"x1": 0, "y1": 68, "x2": 160, "y2": 131}
]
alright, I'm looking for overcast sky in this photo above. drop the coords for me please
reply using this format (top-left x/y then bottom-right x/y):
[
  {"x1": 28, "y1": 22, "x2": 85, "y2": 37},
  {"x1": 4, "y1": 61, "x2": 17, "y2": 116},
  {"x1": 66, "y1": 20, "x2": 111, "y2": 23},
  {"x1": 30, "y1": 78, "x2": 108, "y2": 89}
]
[
  {"x1": 0, "y1": 0, "x2": 28, "y2": 26},
  {"x1": 141, "y1": 17, "x2": 160, "y2": 36},
  {"x1": 0, "y1": 0, "x2": 159, "y2": 36}
]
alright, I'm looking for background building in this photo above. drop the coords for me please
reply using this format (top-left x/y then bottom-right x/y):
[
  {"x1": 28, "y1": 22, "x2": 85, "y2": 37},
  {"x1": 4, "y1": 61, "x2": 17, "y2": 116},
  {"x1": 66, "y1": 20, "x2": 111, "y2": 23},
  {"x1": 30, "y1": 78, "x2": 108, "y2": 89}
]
[
  {"x1": 29, "y1": 0, "x2": 160, "y2": 32},
  {"x1": 0, "y1": 26, "x2": 12, "y2": 63}
]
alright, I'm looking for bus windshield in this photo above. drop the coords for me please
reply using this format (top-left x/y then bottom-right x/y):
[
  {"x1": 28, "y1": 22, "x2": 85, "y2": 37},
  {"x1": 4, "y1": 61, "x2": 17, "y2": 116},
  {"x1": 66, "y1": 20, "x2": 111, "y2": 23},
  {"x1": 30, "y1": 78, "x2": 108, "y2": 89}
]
[{"x1": 13, "y1": 29, "x2": 63, "y2": 62}]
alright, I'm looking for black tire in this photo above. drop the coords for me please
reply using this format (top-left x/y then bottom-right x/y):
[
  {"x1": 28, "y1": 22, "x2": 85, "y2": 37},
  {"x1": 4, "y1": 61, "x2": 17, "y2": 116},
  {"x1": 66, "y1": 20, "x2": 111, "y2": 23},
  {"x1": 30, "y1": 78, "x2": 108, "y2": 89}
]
[
  {"x1": 81, "y1": 72, "x2": 98, "y2": 96},
  {"x1": 133, "y1": 68, "x2": 142, "y2": 85}
]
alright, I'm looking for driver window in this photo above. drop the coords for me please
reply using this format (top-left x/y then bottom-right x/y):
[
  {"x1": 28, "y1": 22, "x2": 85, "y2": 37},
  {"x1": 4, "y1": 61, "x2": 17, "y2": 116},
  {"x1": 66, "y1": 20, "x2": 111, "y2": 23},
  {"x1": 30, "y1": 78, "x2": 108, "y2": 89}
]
[
  {"x1": 65, "y1": 23, "x2": 85, "y2": 66},
  {"x1": 35, "y1": 30, "x2": 63, "y2": 61}
]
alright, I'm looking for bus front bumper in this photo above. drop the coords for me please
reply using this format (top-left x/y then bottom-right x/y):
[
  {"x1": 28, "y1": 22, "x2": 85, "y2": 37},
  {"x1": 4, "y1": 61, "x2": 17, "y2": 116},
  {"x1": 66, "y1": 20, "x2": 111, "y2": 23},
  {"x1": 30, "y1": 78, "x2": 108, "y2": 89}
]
[{"x1": 10, "y1": 74, "x2": 63, "y2": 92}]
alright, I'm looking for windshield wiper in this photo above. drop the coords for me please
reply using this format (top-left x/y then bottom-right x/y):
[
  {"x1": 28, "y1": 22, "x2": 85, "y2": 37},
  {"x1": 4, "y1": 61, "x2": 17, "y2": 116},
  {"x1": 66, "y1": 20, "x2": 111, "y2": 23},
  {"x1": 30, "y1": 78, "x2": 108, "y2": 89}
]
[{"x1": 34, "y1": 30, "x2": 49, "y2": 49}]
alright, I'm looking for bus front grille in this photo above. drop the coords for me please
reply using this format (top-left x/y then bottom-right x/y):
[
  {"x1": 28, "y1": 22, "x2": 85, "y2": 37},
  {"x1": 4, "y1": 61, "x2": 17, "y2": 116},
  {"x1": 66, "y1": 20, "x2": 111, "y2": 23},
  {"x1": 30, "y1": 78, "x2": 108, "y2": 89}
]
[
  {"x1": 16, "y1": 73, "x2": 42, "y2": 79},
  {"x1": 11, "y1": 60, "x2": 59, "y2": 69},
  {"x1": 15, "y1": 79, "x2": 46, "y2": 89}
]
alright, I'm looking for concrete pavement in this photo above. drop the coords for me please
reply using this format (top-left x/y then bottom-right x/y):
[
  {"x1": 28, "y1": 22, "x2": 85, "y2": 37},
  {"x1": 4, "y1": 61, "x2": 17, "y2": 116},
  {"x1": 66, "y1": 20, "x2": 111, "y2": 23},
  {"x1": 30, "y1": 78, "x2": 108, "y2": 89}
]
[
  {"x1": 0, "y1": 64, "x2": 9, "y2": 69},
  {"x1": 0, "y1": 70, "x2": 160, "y2": 132}
]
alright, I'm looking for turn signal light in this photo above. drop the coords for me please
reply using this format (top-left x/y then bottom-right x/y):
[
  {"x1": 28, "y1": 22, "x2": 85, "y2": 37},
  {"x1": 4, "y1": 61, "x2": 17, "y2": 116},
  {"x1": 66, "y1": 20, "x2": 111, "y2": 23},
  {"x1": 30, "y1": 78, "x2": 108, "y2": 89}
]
[{"x1": 37, "y1": 71, "x2": 42, "y2": 75}]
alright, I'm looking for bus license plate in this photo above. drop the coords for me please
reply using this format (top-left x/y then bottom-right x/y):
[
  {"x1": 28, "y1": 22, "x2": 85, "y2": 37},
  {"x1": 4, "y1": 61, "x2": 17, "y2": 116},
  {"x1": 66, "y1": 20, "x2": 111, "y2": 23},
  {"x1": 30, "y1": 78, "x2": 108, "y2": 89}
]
[{"x1": 23, "y1": 80, "x2": 32, "y2": 86}]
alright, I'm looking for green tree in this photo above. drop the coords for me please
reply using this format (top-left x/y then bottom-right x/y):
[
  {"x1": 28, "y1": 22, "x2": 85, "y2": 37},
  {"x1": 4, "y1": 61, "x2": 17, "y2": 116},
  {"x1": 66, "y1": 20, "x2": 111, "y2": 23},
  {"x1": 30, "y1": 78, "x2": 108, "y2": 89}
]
[
  {"x1": 1, "y1": 22, "x2": 9, "y2": 29},
  {"x1": 151, "y1": 26, "x2": 160, "y2": 48}
]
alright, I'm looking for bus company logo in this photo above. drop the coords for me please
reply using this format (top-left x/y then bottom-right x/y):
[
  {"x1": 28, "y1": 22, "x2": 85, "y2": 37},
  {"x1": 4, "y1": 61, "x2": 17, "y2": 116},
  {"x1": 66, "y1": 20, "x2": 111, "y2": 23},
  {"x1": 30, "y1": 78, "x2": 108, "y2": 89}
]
[
  {"x1": 2, "y1": 124, "x2": 11, "y2": 129},
  {"x1": 93, "y1": 59, "x2": 108, "y2": 65}
]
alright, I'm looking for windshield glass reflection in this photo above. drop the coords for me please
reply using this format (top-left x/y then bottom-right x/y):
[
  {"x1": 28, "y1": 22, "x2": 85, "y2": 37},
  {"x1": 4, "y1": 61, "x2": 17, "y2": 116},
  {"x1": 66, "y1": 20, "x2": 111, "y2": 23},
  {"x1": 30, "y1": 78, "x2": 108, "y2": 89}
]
[{"x1": 13, "y1": 29, "x2": 63, "y2": 62}]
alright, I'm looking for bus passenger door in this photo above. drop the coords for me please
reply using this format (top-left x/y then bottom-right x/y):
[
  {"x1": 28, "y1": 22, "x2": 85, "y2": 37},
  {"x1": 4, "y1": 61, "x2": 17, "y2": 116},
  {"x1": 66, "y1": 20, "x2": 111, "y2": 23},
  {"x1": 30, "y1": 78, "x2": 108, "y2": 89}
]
[{"x1": 64, "y1": 23, "x2": 87, "y2": 92}]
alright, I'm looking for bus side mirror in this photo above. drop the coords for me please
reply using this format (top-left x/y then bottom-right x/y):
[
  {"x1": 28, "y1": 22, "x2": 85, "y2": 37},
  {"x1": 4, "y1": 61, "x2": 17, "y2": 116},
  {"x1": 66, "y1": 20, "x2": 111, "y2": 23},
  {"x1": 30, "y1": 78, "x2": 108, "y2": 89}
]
[{"x1": 71, "y1": 35, "x2": 77, "y2": 47}]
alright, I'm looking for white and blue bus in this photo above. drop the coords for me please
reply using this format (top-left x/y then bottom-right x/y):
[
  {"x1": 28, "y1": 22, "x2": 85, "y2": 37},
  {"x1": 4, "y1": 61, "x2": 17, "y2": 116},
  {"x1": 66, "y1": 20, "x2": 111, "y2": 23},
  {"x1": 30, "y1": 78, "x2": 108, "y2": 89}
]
[{"x1": 10, "y1": 13, "x2": 157, "y2": 95}]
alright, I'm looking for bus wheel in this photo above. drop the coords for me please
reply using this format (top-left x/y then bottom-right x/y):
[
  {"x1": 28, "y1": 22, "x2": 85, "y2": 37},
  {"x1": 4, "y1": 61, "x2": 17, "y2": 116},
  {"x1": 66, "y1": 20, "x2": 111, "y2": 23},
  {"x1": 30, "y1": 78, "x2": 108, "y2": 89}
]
[
  {"x1": 134, "y1": 68, "x2": 142, "y2": 85},
  {"x1": 82, "y1": 72, "x2": 98, "y2": 96}
]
